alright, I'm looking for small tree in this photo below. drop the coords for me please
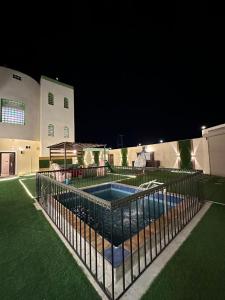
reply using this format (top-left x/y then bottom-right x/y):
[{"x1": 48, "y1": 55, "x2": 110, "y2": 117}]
[
  {"x1": 178, "y1": 140, "x2": 193, "y2": 169},
  {"x1": 77, "y1": 151, "x2": 84, "y2": 166},
  {"x1": 93, "y1": 151, "x2": 100, "y2": 166},
  {"x1": 121, "y1": 148, "x2": 128, "y2": 166}
]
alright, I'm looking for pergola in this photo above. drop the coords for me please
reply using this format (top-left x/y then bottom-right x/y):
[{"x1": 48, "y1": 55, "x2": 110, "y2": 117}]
[{"x1": 47, "y1": 142, "x2": 107, "y2": 169}]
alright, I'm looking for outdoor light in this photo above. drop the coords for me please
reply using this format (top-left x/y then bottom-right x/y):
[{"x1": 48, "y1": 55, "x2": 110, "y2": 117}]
[
  {"x1": 201, "y1": 125, "x2": 206, "y2": 130},
  {"x1": 73, "y1": 150, "x2": 77, "y2": 154},
  {"x1": 159, "y1": 139, "x2": 163, "y2": 143},
  {"x1": 18, "y1": 147, "x2": 24, "y2": 154},
  {"x1": 138, "y1": 143, "x2": 142, "y2": 146}
]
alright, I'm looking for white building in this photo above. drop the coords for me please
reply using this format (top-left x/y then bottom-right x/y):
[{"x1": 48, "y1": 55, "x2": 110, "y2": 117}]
[{"x1": 0, "y1": 66, "x2": 74, "y2": 176}]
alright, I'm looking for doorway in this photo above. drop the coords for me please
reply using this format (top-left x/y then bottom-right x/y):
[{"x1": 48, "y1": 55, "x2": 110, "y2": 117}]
[
  {"x1": 108, "y1": 154, "x2": 114, "y2": 166},
  {"x1": 0, "y1": 152, "x2": 15, "y2": 176}
]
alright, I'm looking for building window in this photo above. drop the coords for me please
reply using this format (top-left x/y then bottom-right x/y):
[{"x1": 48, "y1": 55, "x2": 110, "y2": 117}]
[
  {"x1": 64, "y1": 97, "x2": 69, "y2": 109},
  {"x1": 0, "y1": 99, "x2": 25, "y2": 125},
  {"x1": 48, "y1": 124, "x2": 54, "y2": 136},
  {"x1": 13, "y1": 74, "x2": 22, "y2": 81},
  {"x1": 48, "y1": 93, "x2": 54, "y2": 105},
  {"x1": 64, "y1": 126, "x2": 69, "y2": 138}
]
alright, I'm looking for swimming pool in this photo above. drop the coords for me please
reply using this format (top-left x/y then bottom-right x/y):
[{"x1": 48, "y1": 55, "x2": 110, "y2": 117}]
[
  {"x1": 56, "y1": 183, "x2": 183, "y2": 246},
  {"x1": 83, "y1": 183, "x2": 138, "y2": 201}
]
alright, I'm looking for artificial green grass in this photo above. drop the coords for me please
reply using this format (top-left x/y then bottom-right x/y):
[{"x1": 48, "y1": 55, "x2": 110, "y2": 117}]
[
  {"x1": 122, "y1": 170, "x2": 185, "y2": 186},
  {"x1": 20, "y1": 177, "x2": 36, "y2": 198},
  {"x1": 142, "y1": 204, "x2": 225, "y2": 300},
  {"x1": 71, "y1": 174, "x2": 131, "y2": 188},
  {"x1": 0, "y1": 179, "x2": 100, "y2": 300},
  {"x1": 199, "y1": 175, "x2": 225, "y2": 204}
]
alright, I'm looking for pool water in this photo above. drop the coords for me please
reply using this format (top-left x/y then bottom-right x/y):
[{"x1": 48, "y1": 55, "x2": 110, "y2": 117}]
[
  {"x1": 56, "y1": 183, "x2": 182, "y2": 246},
  {"x1": 91, "y1": 189, "x2": 130, "y2": 201},
  {"x1": 83, "y1": 183, "x2": 138, "y2": 201}
]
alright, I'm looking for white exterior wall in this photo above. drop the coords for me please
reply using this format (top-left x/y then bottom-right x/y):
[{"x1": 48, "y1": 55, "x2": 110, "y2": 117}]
[
  {"x1": 40, "y1": 77, "x2": 75, "y2": 156},
  {"x1": 0, "y1": 138, "x2": 40, "y2": 175},
  {"x1": 109, "y1": 138, "x2": 210, "y2": 173},
  {"x1": 192, "y1": 137, "x2": 210, "y2": 174},
  {"x1": 0, "y1": 66, "x2": 40, "y2": 140},
  {"x1": 202, "y1": 123, "x2": 225, "y2": 176},
  {"x1": 110, "y1": 142, "x2": 179, "y2": 168},
  {"x1": 145, "y1": 141, "x2": 179, "y2": 168}
]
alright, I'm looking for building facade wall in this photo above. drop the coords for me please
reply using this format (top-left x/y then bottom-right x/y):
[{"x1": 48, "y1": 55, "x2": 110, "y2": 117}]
[
  {"x1": 40, "y1": 76, "x2": 75, "y2": 157},
  {"x1": 0, "y1": 138, "x2": 40, "y2": 175},
  {"x1": 109, "y1": 142, "x2": 180, "y2": 169},
  {"x1": 0, "y1": 66, "x2": 40, "y2": 140},
  {"x1": 192, "y1": 137, "x2": 210, "y2": 173},
  {"x1": 145, "y1": 141, "x2": 179, "y2": 168},
  {"x1": 109, "y1": 138, "x2": 210, "y2": 173},
  {"x1": 202, "y1": 124, "x2": 225, "y2": 176},
  {"x1": 83, "y1": 149, "x2": 108, "y2": 166}
]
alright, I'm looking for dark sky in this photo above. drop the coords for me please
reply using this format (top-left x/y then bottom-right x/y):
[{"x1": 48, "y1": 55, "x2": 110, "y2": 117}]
[{"x1": 1, "y1": 2, "x2": 224, "y2": 148}]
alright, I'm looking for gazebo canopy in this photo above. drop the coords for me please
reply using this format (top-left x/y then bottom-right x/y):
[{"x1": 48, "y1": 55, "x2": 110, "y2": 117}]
[
  {"x1": 47, "y1": 142, "x2": 106, "y2": 150},
  {"x1": 47, "y1": 142, "x2": 107, "y2": 169}
]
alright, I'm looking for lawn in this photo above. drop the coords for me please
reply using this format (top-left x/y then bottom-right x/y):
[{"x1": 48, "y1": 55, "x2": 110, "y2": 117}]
[
  {"x1": 69, "y1": 169, "x2": 190, "y2": 189},
  {"x1": 70, "y1": 173, "x2": 131, "y2": 188},
  {"x1": 199, "y1": 175, "x2": 225, "y2": 204},
  {"x1": 19, "y1": 176, "x2": 36, "y2": 198},
  {"x1": 8, "y1": 172, "x2": 225, "y2": 300},
  {"x1": 0, "y1": 179, "x2": 100, "y2": 300},
  {"x1": 142, "y1": 204, "x2": 225, "y2": 300}
]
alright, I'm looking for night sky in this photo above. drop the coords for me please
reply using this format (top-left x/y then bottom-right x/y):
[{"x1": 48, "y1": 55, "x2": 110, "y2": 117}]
[{"x1": 1, "y1": 2, "x2": 224, "y2": 148}]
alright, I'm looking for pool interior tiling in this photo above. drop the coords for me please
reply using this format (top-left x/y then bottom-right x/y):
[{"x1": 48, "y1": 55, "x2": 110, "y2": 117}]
[{"x1": 83, "y1": 183, "x2": 139, "y2": 201}]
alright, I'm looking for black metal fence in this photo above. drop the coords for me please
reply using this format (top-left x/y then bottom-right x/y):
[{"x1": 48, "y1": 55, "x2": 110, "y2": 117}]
[
  {"x1": 39, "y1": 165, "x2": 198, "y2": 188},
  {"x1": 36, "y1": 167, "x2": 203, "y2": 299}
]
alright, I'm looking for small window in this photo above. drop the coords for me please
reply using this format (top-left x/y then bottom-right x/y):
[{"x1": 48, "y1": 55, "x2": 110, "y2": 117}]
[
  {"x1": 48, "y1": 124, "x2": 54, "y2": 136},
  {"x1": 13, "y1": 74, "x2": 22, "y2": 81},
  {"x1": 64, "y1": 126, "x2": 69, "y2": 138},
  {"x1": 48, "y1": 93, "x2": 54, "y2": 105},
  {"x1": 64, "y1": 97, "x2": 69, "y2": 109}
]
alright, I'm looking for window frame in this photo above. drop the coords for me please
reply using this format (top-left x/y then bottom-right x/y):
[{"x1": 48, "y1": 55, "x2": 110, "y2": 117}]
[
  {"x1": 64, "y1": 97, "x2": 69, "y2": 109},
  {"x1": 48, "y1": 124, "x2": 54, "y2": 137},
  {"x1": 0, "y1": 98, "x2": 25, "y2": 125},
  {"x1": 64, "y1": 126, "x2": 69, "y2": 138},
  {"x1": 48, "y1": 93, "x2": 54, "y2": 105}
]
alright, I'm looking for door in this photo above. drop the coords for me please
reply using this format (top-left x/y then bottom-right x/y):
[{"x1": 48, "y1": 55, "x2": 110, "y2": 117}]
[
  {"x1": 109, "y1": 154, "x2": 114, "y2": 166},
  {"x1": 0, "y1": 152, "x2": 15, "y2": 176},
  {"x1": 9, "y1": 153, "x2": 15, "y2": 175}
]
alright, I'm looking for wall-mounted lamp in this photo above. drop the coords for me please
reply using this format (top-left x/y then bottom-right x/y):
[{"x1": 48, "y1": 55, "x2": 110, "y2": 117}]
[
  {"x1": 201, "y1": 125, "x2": 206, "y2": 130},
  {"x1": 18, "y1": 147, "x2": 24, "y2": 154},
  {"x1": 159, "y1": 139, "x2": 164, "y2": 143}
]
